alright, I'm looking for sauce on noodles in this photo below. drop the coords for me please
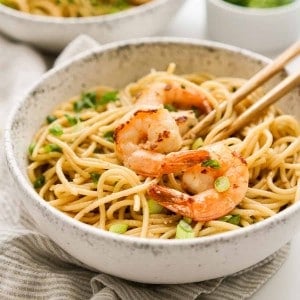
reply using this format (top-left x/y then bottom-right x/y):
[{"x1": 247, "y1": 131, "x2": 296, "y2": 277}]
[{"x1": 27, "y1": 64, "x2": 300, "y2": 239}]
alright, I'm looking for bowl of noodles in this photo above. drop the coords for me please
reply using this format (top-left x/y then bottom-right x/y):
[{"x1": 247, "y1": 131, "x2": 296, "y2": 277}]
[
  {"x1": 0, "y1": 0, "x2": 184, "y2": 52},
  {"x1": 4, "y1": 38, "x2": 300, "y2": 283}
]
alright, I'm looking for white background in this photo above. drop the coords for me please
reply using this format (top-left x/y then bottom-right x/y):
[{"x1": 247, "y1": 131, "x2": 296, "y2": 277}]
[{"x1": 162, "y1": 1, "x2": 300, "y2": 299}]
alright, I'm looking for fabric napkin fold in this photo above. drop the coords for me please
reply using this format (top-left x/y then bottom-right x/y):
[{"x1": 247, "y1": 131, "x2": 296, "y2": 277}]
[{"x1": 0, "y1": 34, "x2": 290, "y2": 300}]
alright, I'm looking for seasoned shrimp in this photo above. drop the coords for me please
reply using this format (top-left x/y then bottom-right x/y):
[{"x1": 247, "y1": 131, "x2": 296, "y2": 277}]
[
  {"x1": 148, "y1": 143, "x2": 249, "y2": 222},
  {"x1": 135, "y1": 81, "x2": 212, "y2": 114},
  {"x1": 114, "y1": 107, "x2": 210, "y2": 177}
]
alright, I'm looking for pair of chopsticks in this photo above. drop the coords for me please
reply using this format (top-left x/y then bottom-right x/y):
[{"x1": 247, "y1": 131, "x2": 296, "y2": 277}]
[{"x1": 187, "y1": 41, "x2": 300, "y2": 140}]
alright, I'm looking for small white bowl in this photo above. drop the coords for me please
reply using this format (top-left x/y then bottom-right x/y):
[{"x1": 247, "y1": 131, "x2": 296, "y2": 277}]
[
  {"x1": 206, "y1": 0, "x2": 300, "y2": 54},
  {"x1": 4, "y1": 38, "x2": 300, "y2": 284},
  {"x1": 0, "y1": 0, "x2": 184, "y2": 53}
]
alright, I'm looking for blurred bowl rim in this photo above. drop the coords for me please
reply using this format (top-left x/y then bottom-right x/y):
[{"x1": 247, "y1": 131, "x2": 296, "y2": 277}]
[
  {"x1": 0, "y1": 0, "x2": 174, "y2": 24},
  {"x1": 208, "y1": 0, "x2": 300, "y2": 15},
  {"x1": 4, "y1": 36, "x2": 300, "y2": 248}
]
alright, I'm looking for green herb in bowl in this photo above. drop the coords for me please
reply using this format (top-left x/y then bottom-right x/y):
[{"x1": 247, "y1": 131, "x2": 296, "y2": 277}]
[{"x1": 223, "y1": 0, "x2": 294, "y2": 7}]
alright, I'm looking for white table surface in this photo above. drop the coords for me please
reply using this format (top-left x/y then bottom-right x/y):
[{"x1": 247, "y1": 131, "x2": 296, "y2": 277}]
[{"x1": 162, "y1": 1, "x2": 300, "y2": 299}]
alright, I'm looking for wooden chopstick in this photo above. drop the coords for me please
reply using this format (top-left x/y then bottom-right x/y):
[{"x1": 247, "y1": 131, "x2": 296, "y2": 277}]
[
  {"x1": 184, "y1": 40, "x2": 300, "y2": 139},
  {"x1": 230, "y1": 40, "x2": 300, "y2": 107},
  {"x1": 217, "y1": 69, "x2": 300, "y2": 140}
]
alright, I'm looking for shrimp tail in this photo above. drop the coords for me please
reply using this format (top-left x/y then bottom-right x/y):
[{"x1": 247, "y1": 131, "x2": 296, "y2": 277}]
[
  {"x1": 161, "y1": 149, "x2": 210, "y2": 174},
  {"x1": 148, "y1": 184, "x2": 195, "y2": 219}
]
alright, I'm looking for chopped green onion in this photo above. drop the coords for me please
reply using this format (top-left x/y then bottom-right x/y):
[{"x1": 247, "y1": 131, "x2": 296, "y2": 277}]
[
  {"x1": 176, "y1": 220, "x2": 195, "y2": 239},
  {"x1": 183, "y1": 216, "x2": 192, "y2": 224},
  {"x1": 148, "y1": 198, "x2": 164, "y2": 214},
  {"x1": 98, "y1": 91, "x2": 119, "y2": 105},
  {"x1": 49, "y1": 124, "x2": 63, "y2": 136},
  {"x1": 109, "y1": 223, "x2": 128, "y2": 234},
  {"x1": 46, "y1": 115, "x2": 57, "y2": 124},
  {"x1": 28, "y1": 143, "x2": 36, "y2": 155},
  {"x1": 65, "y1": 114, "x2": 78, "y2": 126},
  {"x1": 90, "y1": 173, "x2": 101, "y2": 184},
  {"x1": 33, "y1": 175, "x2": 45, "y2": 189},
  {"x1": 192, "y1": 107, "x2": 201, "y2": 118},
  {"x1": 103, "y1": 131, "x2": 114, "y2": 143},
  {"x1": 214, "y1": 176, "x2": 230, "y2": 192},
  {"x1": 44, "y1": 144, "x2": 62, "y2": 153},
  {"x1": 73, "y1": 91, "x2": 97, "y2": 112},
  {"x1": 219, "y1": 214, "x2": 241, "y2": 225},
  {"x1": 191, "y1": 137, "x2": 204, "y2": 150},
  {"x1": 73, "y1": 101, "x2": 84, "y2": 112},
  {"x1": 202, "y1": 159, "x2": 220, "y2": 169},
  {"x1": 164, "y1": 104, "x2": 177, "y2": 112}
]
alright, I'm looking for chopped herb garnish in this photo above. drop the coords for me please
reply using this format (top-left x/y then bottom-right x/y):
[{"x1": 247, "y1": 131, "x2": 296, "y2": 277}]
[
  {"x1": 49, "y1": 124, "x2": 63, "y2": 136},
  {"x1": 192, "y1": 107, "x2": 200, "y2": 118},
  {"x1": 90, "y1": 173, "x2": 101, "y2": 184},
  {"x1": 73, "y1": 91, "x2": 97, "y2": 112},
  {"x1": 148, "y1": 198, "x2": 164, "y2": 214},
  {"x1": 214, "y1": 176, "x2": 230, "y2": 192},
  {"x1": 28, "y1": 143, "x2": 36, "y2": 155},
  {"x1": 176, "y1": 219, "x2": 195, "y2": 239},
  {"x1": 219, "y1": 214, "x2": 241, "y2": 225},
  {"x1": 65, "y1": 114, "x2": 78, "y2": 126},
  {"x1": 109, "y1": 223, "x2": 128, "y2": 234},
  {"x1": 183, "y1": 217, "x2": 192, "y2": 224},
  {"x1": 164, "y1": 104, "x2": 177, "y2": 112},
  {"x1": 191, "y1": 137, "x2": 204, "y2": 150},
  {"x1": 98, "y1": 91, "x2": 119, "y2": 105},
  {"x1": 46, "y1": 115, "x2": 57, "y2": 124},
  {"x1": 202, "y1": 159, "x2": 220, "y2": 169},
  {"x1": 33, "y1": 175, "x2": 45, "y2": 189},
  {"x1": 44, "y1": 143, "x2": 62, "y2": 153},
  {"x1": 93, "y1": 147, "x2": 102, "y2": 153},
  {"x1": 103, "y1": 131, "x2": 114, "y2": 143}
]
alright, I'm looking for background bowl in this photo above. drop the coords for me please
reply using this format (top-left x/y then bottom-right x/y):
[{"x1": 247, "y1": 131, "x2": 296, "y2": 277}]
[
  {"x1": 206, "y1": 0, "x2": 300, "y2": 55},
  {"x1": 0, "y1": 0, "x2": 184, "y2": 53},
  {"x1": 4, "y1": 38, "x2": 300, "y2": 284}
]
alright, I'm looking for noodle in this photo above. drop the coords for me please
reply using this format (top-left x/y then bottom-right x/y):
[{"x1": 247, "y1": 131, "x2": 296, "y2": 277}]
[
  {"x1": 27, "y1": 65, "x2": 300, "y2": 239},
  {"x1": 0, "y1": 0, "x2": 152, "y2": 17}
]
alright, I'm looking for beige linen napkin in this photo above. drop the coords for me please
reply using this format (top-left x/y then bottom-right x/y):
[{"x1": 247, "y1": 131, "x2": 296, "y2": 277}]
[{"x1": 0, "y1": 34, "x2": 290, "y2": 300}]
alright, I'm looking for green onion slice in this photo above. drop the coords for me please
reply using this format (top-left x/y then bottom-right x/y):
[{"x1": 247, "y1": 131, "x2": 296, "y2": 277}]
[
  {"x1": 33, "y1": 175, "x2": 45, "y2": 189},
  {"x1": 202, "y1": 159, "x2": 220, "y2": 169},
  {"x1": 176, "y1": 220, "x2": 195, "y2": 239},
  {"x1": 148, "y1": 198, "x2": 164, "y2": 214},
  {"x1": 214, "y1": 176, "x2": 230, "y2": 192},
  {"x1": 90, "y1": 173, "x2": 101, "y2": 184},
  {"x1": 98, "y1": 91, "x2": 119, "y2": 105},
  {"x1": 65, "y1": 114, "x2": 78, "y2": 126},
  {"x1": 164, "y1": 104, "x2": 177, "y2": 112},
  {"x1": 46, "y1": 115, "x2": 57, "y2": 124},
  {"x1": 109, "y1": 223, "x2": 128, "y2": 234},
  {"x1": 49, "y1": 124, "x2": 63, "y2": 136},
  {"x1": 28, "y1": 143, "x2": 36, "y2": 155},
  {"x1": 219, "y1": 214, "x2": 241, "y2": 225},
  {"x1": 191, "y1": 137, "x2": 204, "y2": 150},
  {"x1": 103, "y1": 131, "x2": 114, "y2": 142},
  {"x1": 44, "y1": 144, "x2": 62, "y2": 153}
]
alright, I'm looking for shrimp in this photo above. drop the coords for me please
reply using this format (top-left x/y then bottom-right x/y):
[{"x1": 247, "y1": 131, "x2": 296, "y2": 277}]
[
  {"x1": 148, "y1": 143, "x2": 249, "y2": 222},
  {"x1": 171, "y1": 110, "x2": 198, "y2": 136},
  {"x1": 114, "y1": 107, "x2": 210, "y2": 177},
  {"x1": 135, "y1": 81, "x2": 212, "y2": 114}
]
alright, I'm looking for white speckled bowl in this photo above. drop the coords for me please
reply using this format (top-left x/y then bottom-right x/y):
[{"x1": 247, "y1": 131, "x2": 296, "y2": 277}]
[
  {"x1": 4, "y1": 38, "x2": 300, "y2": 284},
  {"x1": 0, "y1": 0, "x2": 184, "y2": 53},
  {"x1": 206, "y1": 0, "x2": 300, "y2": 55}
]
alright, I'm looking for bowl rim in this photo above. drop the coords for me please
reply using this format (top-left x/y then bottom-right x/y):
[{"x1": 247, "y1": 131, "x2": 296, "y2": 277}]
[
  {"x1": 208, "y1": 0, "x2": 300, "y2": 15},
  {"x1": 0, "y1": 0, "x2": 176, "y2": 23},
  {"x1": 4, "y1": 36, "x2": 300, "y2": 248}
]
